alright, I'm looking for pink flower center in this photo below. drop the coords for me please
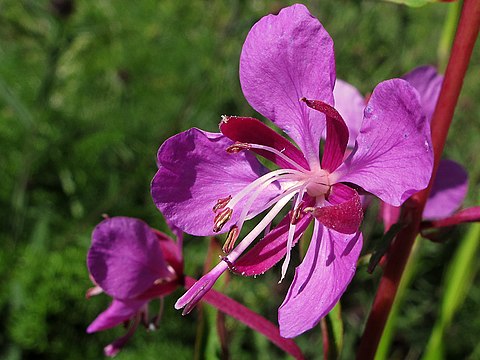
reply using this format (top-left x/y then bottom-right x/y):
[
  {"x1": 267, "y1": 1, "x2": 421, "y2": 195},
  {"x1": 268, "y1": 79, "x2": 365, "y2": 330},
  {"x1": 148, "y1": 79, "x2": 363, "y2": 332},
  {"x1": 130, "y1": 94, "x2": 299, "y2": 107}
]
[{"x1": 305, "y1": 169, "x2": 331, "y2": 198}]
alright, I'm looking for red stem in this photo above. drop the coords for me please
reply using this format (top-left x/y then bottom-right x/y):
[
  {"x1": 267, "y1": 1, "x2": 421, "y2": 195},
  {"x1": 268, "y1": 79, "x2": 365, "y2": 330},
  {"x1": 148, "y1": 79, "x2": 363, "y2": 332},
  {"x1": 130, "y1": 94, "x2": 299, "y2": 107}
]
[
  {"x1": 356, "y1": 1, "x2": 480, "y2": 359},
  {"x1": 184, "y1": 276, "x2": 305, "y2": 360}
]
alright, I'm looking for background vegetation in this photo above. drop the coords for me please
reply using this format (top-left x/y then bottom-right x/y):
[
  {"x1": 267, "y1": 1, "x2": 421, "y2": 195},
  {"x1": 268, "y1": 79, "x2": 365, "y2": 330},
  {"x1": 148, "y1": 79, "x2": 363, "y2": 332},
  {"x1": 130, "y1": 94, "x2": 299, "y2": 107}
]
[{"x1": 1, "y1": 0, "x2": 479, "y2": 359}]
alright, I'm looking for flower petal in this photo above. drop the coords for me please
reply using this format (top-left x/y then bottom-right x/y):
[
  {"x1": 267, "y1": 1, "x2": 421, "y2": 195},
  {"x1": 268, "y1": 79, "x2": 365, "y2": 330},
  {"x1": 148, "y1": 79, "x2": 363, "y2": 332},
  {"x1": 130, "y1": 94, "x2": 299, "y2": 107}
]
[
  {"x1": 279, "y1": 223, "x2": 362, "y2": 338},
  {"x1": 153, "y1": 229, "x2": 183, "y2": 277},
  {"x1": 422, "y1": 206, "x2": 480, "y2": 230},
  {"x1": 312, "y1": 184, "x2": 363, "y2": 234},
  {"x1": 333, "y1": 79, "x2": 366, "y2": 147},
  {"x1": 219, "y1": 116, "x2": 309, "y2": 170},
  {"x1": 88, "y1": 217, "x2": 172, "y2": 300},
  {"x1": 333, "y1": 79, "x2": 433, "y2": 206},
  {"x1": 151, "y1": 128, "x2": 282, "y2": 236},
  {"x1": 402, "y1": 65, "x2": 443, "y2": 122},
  {"x1": 302, "y1": 99, "x2": 349, "y2": 172},
  {"x1": 87, "y1": 299, "x2": 145, "y2": 333},
  {"x1": 423, "y1": 159, "x2": 468, "y2": 220},
  {"x1": 233, "y1": 213, "x2": 312, "y2": 276},
  {"x1": 240, "y1": 4, "x2": 335, "y2": 166}
]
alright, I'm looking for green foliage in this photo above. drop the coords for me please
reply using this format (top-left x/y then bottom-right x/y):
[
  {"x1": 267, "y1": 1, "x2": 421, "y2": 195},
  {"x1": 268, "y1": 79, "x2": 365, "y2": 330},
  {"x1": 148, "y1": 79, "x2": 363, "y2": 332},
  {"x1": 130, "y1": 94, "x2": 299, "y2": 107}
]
[
  {"x1": 382, "y1": 0, "x2": 438, "y2": 8},
  {"x1": 1, "y1": 0, "x2": 479, "y2": 359}
]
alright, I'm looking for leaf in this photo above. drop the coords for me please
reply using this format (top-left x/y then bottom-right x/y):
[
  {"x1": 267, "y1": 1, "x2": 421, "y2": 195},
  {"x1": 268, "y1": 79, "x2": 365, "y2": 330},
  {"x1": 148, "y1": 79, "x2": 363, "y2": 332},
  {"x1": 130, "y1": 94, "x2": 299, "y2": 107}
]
[
  {"x1": 321, "y1": 302, "x2": 344, "y2": 359},
  {"x1": 422, "y1": 222, "x2": 480, "y2": 360},
  {"x1": 382, "y1": 0, "x2": 448, "y2": 8},
  {"x1": 368, "y1": 222, "x2": 406, "y2": 273}
]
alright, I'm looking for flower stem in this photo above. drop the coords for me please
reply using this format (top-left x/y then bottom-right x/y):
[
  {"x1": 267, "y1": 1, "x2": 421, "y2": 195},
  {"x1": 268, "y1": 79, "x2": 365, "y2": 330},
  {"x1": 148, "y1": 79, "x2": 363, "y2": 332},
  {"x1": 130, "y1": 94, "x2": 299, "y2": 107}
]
[
  {"x1": 356, "y1": 1, "x2": 480, "y2": 359},
  {"x1": 184, "y1": 276, "x2": 304, "y2": 360}
]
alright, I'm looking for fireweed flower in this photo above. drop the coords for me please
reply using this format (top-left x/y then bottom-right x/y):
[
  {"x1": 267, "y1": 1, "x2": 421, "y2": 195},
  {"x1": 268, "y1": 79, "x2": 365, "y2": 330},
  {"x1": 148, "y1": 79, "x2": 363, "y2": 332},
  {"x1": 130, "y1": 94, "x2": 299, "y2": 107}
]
[
  {"x1": 151, "y1": 4, "x2": 433, "y2": 337},
  {"x1": 86, "y1": 216, "x2": 183, "y2": 356},
  {"x1": 332, "y1": 66, "x2": 468, "y2": 227}
]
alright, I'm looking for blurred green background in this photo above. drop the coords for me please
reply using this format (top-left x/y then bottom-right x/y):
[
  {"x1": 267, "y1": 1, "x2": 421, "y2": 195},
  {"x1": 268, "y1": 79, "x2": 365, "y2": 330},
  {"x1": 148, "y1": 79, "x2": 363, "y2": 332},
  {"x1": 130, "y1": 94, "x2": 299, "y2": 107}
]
[{"x1": 1, "y1": 0, "x2": 479, "y2": 359}]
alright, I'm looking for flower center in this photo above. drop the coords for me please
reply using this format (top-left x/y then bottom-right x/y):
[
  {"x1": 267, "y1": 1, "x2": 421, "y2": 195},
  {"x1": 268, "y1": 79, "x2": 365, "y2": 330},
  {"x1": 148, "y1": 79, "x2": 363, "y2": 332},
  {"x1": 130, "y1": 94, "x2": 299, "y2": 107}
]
[{"x1": 305, "y1": 169, "x2": 331, "y2": 198}]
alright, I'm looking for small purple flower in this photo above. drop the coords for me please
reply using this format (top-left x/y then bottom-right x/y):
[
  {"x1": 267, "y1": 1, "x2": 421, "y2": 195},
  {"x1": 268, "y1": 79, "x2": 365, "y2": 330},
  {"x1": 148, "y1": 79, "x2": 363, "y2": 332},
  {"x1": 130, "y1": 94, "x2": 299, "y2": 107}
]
[
  {"x1": 86, "y1": 216, "x2": 183, "y2": 356},
  {"x1": 151, "y1": 4, "x2": 433, "y2": 337}
]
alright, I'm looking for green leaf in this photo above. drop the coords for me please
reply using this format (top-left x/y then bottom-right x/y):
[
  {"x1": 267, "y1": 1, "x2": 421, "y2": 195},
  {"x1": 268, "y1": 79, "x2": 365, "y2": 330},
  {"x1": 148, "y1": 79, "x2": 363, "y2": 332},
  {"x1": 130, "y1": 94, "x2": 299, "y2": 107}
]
[
  {"x1": 368, "y1": 222, "x2": 406, "y2": 273},
  {"x1": 422, "y1": 221, "x2": 480, "y2": 360},
  {"x1": 382, "y1": 0, "x2": 441, "y2": 7},
  {"x1": 326, "y1": 303, "x2": 344, "y2": 359}
]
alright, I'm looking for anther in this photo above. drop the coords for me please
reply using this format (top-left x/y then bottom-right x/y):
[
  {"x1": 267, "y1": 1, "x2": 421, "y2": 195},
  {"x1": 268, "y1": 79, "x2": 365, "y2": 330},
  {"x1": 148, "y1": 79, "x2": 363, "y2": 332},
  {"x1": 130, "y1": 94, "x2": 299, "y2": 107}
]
[
  {"x1": 223, "y1": 225, "x2": 240, "y2": 253},
  {"x1": 213, "y1": 195, "x2": 232, "y2": 212},
  {"x1": 291, "y1": 201, "x2": 305, "y2": 225},
  {"x1": 226, "y1": 142, "x2": 252, "y2": 154},
  {"x1": 213, "y1": 208, "x2": 233, "y2": 232}
]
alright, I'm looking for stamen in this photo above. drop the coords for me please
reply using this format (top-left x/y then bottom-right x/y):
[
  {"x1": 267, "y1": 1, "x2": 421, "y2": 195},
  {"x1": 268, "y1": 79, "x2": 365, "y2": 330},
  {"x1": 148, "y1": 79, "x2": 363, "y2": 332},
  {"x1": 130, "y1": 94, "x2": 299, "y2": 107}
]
[
  {"x1": 223, "y1": 225, "x2": 239, "y2": 253},
  {"x1": 176, "y1": 193, "x2": 296, "y2": 314},
  {"x1": 149, "y1": 298, "x2": 164, "y2": 331},
  {"x1": 228, "y1": 168, "x2": 303, "y2": 210},
  {"x1": 226, "y1": 142, "x2": 252, "y2": 153},
  {"x1": 213, "y1": 208, "x2": 233, "y2": 232},
  {"x1": 245, "y1": 143, "x2": 309, "y2": 172},
  {"x1": 291, "y1": 200, "x2": 305, "y2": 225},
  {"x1": 225, "y1": 192, "x2": 296, "y2": 265},
  {"x1": 213, "y1": 195, "x2": 232, "y2": 212},
  {"x1": 280, "y1": 185, "x2": 307, "y2": 282}
]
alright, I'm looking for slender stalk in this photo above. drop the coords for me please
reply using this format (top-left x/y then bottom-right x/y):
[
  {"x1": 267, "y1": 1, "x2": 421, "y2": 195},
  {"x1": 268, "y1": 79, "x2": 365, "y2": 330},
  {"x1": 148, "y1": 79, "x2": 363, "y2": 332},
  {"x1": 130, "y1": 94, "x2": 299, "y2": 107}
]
[
  {"x1": 437, "y1": 1, "x2": 461, "y2": 72},
  {"x1": 184, "y1": 276, "x2": 304, "y2": 360},
  {"x1": 356, "y1": 1, "x2": 480, "y2": 359}
]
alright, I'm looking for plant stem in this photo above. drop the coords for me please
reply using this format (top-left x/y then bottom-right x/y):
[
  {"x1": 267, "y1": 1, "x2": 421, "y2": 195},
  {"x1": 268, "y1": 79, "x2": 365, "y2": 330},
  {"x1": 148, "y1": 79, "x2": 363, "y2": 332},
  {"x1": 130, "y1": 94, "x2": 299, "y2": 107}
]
[
  {"x1": 356, "y1": 1, "x2": 480, "y2": 359},
  {"x1": 184, "y1": 276, "x2": 305, "y2": 360}
]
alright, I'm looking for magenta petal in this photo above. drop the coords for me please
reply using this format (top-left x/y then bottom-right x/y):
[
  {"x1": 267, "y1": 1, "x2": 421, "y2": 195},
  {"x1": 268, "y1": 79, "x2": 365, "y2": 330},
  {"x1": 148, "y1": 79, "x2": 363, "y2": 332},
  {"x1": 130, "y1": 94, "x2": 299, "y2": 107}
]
[
  {"x1": 423, "y1": 206, "x2": 480, "y2": 229},
  {"x1": 333, "y1": 79, "x2": 433, "y2": 206},
  {"x1": 233, "y1": 213, "x2": 312, "y2": 276},
  {"x1": 219, "y1": 116, "x2": 309, "y2": 170},
  {"x1": 87, "y1": 299, "x2": 145, "y2": 333},
  {"x1": 313, "y1": 184, "x2": 363, "y2": 234},
  {"x1": 333, "y1": 79, "x2": 365, "y2": 147},
  {"x1": 423, "y1": 159, "x2": 468, "y2": 220},
  {"x1": 152, "y1": 128, "x2": 282, "y2": 236},
  {"x1": 153, "y1": 229, "x2": 183, "y2": 276},
  {"x1": 88, "y1": 217, "x2": 172, "y2": 299},
  {"x1": 279, "y1": 223, "x2": 362, "y2": 338},
  {"x1": 402, "y1": 66, "x2": 443, "y2": 123},
  {"x1": 240, "y1": 4, "x2": 335, "y2": 165},
  {"x1": 302, "y1": 99, "x2": 349, "y2": 172}
]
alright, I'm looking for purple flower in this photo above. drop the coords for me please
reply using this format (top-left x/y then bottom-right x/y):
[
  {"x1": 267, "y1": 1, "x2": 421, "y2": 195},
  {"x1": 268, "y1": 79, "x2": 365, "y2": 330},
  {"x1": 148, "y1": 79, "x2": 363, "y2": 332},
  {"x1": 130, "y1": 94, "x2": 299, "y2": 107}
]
[
  {"x1": 333, "y1": 66, "x2": 468, "y2": 225},
  {"x1": 86, "y1": 216, "x2": 183, "y2": 356},
  {"x1": 151, "y1": 4, "x2": 433, "y2": 337}
]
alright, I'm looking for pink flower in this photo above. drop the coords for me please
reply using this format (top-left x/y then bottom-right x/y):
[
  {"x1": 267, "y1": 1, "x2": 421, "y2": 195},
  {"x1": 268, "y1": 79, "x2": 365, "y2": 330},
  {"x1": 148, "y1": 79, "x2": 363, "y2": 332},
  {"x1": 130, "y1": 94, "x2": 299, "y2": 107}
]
[
  {"x1": 151, "y1": 4, "x2": 433, "y2": 337},
  {"x1": 86, "y1": 217, "x2": 183, "y2": 356}
]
